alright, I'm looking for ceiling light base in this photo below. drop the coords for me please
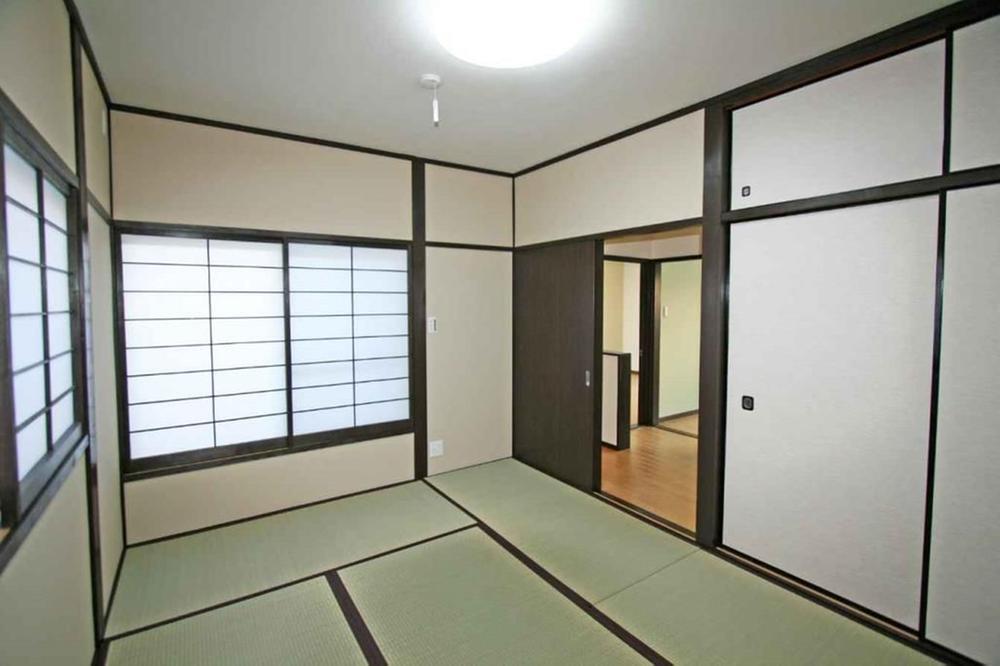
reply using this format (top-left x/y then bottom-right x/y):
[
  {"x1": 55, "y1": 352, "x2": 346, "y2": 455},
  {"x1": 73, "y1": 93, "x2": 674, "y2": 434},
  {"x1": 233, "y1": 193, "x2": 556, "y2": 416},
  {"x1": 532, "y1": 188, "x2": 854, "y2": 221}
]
[{"x1": 420, "y1": 73, "x2": 442, "y2": 89}]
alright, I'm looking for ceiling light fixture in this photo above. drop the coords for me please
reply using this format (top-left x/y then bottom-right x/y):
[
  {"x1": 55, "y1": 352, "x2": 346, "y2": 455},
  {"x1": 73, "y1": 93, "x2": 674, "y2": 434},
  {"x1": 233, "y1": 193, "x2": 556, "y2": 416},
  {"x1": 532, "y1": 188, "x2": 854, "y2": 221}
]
[
  {"x1": 429, "y1": 0, "x2": 600, "y2": 69},
  {"x1": 420, "y1": 73, "x2": 442, "y2": 127}
]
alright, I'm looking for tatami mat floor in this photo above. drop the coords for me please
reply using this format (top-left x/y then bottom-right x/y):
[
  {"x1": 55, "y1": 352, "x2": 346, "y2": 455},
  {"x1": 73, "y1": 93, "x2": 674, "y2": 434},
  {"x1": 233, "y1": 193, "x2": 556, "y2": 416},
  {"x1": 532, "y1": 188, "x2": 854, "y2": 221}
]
[{"x1": 99, "y1": 459, "x2": 938, "y2": 665}]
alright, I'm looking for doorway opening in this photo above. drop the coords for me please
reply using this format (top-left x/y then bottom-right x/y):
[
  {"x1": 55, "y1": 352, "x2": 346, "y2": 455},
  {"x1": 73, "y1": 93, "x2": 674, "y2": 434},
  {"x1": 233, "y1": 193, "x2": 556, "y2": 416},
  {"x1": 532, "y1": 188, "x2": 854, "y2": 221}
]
[{"x1": 599, "y1": 225, "x2": 702, "y2": 534}]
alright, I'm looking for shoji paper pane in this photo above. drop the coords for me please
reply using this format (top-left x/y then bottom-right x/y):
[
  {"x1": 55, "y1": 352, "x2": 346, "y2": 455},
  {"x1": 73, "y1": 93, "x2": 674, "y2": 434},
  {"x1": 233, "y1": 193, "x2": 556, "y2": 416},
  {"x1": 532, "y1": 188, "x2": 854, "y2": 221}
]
[
  {"x1": 123, "y1": 264, "x2": 208, "y2": 292},
  {"x1": 48, "y1": 353, "x2": 73, "y2": 398},
  {"x1": 292, "y1": 384, "x2": 353, "y2": 412},
  {"x1": 8, "y1": 261, "x2": 41, "y2": 314},
  {"x1": 215, "y1": 390, "x2": 286, "y2": 421},
  {"x1": 292, "y1": 361, "x2": 353, "y2": 389},
  {"x1": 355, "y1": 336, "x2": 407, "y2": 360},
  {"x1": 48, "y1": 313, "x2": 72, "y2": 356},
  {"x1": 130, "y1": 423, "x2": 214, "y2": 459},
  {"x1": 127, "y1": 346, "x2": 212, "y2": 376},
  {"x1": 121, "y1": 234, "x2": 206, "y2": 264},
  {"x1": 352, "y1": 247, "x2": 407, "y2": 271},
  {"x1": 210, "y1": 266, "x2": 283, "y2": 292},
  {"x1": 46, "y1": 270, "x2": 70, "y2": 312},
  {"x1": 354, "y1": 315, "x2": 408, "y2": 337},
  {"x1": 130, "y1": 398, "x2": 214, "y2": 432},
  {"x1": 213, "y1": 366, "x2": 286, "y2": 395},
  {"x1": 293, "y1": 407, "x2": 353, "y2": 436},
  {"x1": 289, "y1": 268, "x2": 351, "y2": 292},
  {"x1": 209, "y1": 239, "x2": 282, "y2": 267},
  {"x1": 355, "y1": 378, "x2": 408, "y2": 404},
  {"x1": 124, "y1": 319, "x2": 210, "y2": 348},
  {"x1": 123, "y1": 292, "x2": 209, "y2": 320},
  {"x1": 288, "y1": 243, "x2": 350, "y2": 269},
  {"x1": 127, "y1": 371, "x2": 213, "y2": 404},
  {"x1": 10, "y1": 315, "x2": 44, "y2": 371},
  {"x1": 215, "y1": 414, "x2": 286, "y2": 446},
  {"x1": 16, "y1": 415, "x2": 46, "y2": 479},
  {"x1": 291, "y1": 316, "x2": 352, "y2": 340},
  {"x1": 212, "y1": 317, "x2": 285, "y2": 343},
  {"x1": 4, "y1": 145, "x2": 37, "y2": 211},
  {"x1": 50, "y1": 391, "x2": 74, "y2": 443},
  {"x1": 356, "y1": 399, "x2": 408, "y2": 425},
  {"x1": 212, "y1": 341, "x2": 285, "y2": 370},
  {"x1": 42, "y1": 180, "x2": 67, "y2": 229},
  {"x1": 44, "y1": 226, "x2": 67, "y2": 269},
  {"x1": 5, "y1": 203, "x2": 39, "y2": 262},
  {"x1": 13, "y1": 366, "x2": 45, "y2": 425}
]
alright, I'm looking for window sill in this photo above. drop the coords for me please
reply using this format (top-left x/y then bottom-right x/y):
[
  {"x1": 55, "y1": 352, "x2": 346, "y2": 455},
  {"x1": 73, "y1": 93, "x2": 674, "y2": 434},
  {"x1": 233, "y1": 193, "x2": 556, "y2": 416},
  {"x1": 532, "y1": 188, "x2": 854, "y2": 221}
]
[{"x1": 122, "y1": 419, "x2": 413, "y2": 482}]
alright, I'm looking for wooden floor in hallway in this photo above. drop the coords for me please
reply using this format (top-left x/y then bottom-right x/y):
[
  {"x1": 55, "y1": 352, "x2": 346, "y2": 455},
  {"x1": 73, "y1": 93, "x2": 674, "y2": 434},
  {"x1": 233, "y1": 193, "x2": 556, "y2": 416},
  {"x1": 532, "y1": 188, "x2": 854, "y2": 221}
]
[{"x1": 600, "y1": 425, "x2": 698, "y2": 533}]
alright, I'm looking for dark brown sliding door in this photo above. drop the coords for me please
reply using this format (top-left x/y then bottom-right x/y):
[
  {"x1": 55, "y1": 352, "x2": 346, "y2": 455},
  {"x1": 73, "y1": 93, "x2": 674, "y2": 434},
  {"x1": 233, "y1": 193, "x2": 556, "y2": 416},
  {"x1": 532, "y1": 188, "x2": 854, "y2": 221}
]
[{"x1": 513, "y1": 240, "x2": 601, "y2": 491}]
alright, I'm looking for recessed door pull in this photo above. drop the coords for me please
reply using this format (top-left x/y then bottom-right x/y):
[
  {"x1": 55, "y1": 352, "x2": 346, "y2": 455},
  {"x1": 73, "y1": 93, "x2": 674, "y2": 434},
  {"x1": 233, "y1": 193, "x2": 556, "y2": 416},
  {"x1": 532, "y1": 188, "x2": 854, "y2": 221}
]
[
  {"x1": 742, "y1": 395, "x2": 754, "y2": 411},
  {"x1": 585, "y1": 370, "x2": 591, "y2": 387}
]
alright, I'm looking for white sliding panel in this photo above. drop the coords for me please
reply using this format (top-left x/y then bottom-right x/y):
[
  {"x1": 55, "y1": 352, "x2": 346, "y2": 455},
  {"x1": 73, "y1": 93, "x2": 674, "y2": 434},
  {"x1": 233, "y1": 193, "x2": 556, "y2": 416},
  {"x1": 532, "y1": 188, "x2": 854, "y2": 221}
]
[
  {"x1": 926, "y1": 185, "x2": 1000, "y2": 663},
  {"x1": 950, "y1": 15, "x2": 1000, "y2": 172},
  {"x1": 731, "y1": 42, "x2": 944, "y2": 209},
  {"x1": 724, "y1": 198, "x2": 938, "y2": 626},
  {"x1": 601, "y1": 354, "x2": 619, "y2": 447}
]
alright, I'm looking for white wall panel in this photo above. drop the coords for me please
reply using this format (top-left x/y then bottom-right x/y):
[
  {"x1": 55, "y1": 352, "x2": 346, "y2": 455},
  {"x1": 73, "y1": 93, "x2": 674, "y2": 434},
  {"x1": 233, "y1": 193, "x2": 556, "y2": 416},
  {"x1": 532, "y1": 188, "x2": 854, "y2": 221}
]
[
  {"x1": 731, "y1": 42, "x2": 945, "y2": 208},
  {"x1": 515, "y1": 111, "x2": 703, "y2": 246},
  {"x1": 926, "y1": 185, "x2": 1000, "y2": 663},
  {"x1": 950, "y1": 15, "x2": 1000, "y2": 171},
  {"x1": 426, "y1": 166, "x2": 512, "y2": 246},
  {"x1": 426, "y1": 248, "x2": 512, "y2": 475},
  {"x1": 601, "y1": 354, "x2": 620, "y2": 446},
  {"x1": 112, "y1": 112, "x2": 411, "y2": 238},
  {"x1": 724, "y1": 198, "x2": 938, "y2": 626},
  {"x1": 124, "y1": 434, "x2": 414, "y2": 542}
]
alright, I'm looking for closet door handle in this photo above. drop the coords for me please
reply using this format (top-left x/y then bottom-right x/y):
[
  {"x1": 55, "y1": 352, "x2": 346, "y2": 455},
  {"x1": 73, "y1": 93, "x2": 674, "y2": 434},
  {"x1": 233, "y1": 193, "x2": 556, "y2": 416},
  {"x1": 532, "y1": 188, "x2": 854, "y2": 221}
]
[{"x1": 585, "y1": 370, "x2": 591, "y2": 387}]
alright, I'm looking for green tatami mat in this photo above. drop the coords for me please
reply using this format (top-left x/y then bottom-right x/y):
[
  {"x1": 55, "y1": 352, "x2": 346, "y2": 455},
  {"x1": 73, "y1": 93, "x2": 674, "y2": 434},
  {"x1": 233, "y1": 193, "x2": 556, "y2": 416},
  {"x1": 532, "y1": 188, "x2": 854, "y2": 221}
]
[
  {"x1": 427, "y1": 458, "x2": 696, "y2": 602},
  {"x1": 598, "y1": 551, "x2": 938, "y2": 666},
  {"x1": 106, "y1": 578, "x2": 365, "y2": 666},
  {"x1": 340, "y1": 527, "x2": 646, "y2": 666},
  {"x1": 107, "y1": 482, "x2": 473, "y2": 636}
]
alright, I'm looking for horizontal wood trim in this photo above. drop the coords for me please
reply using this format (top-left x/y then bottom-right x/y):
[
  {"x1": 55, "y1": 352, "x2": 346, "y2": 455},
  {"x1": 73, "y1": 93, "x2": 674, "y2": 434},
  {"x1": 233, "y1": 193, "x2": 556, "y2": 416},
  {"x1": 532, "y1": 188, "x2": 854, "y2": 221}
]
[
  {"x1": 123, "y1": 420, "x2": 414, "y2": 481},
  {"x1": 426, "y1": 241, "x2": 512, "y2": 252},
  {"x1": 723, "y1": 165, "x2": 1000, "y2": 223},
  {"x1": 112, "y1": 218, "x2": 412, "y2": 247}
]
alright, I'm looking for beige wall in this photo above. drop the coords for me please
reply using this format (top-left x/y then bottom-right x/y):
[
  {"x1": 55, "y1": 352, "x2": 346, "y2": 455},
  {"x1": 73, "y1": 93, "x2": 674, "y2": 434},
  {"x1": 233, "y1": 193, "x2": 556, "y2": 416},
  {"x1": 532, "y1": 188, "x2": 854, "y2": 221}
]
[
  {"x1": 658, "y1": 259, "x2": 701, "y2": 417},
  {"x1": 88, "y1": 209, "x2": 123, "y2": 606},
  {"x1": 427, "y1": 248, "x2": 512, "y2": 475},
  {"x1": 514, "y1": 110, "x2": 704, "y2": 246},
  {"x1": 83, "y1": 55, "x2": 111, "y2": 211},
  {"x1": 111, "y1": 111, "x2": 412, "y2": 238},
  {"x1": 426, "y1": 166, "x2": 512, "y2": 246},
  {"x1": 606, "y1": 234, "x2": 702, "y2": 260},
  {"x1": 0, "y1": 0, "x2": 75, "y2": 170},
  {"x1": 602, "y1": 261, "x2": 624, "y2": 351},
  {"x1": 0, "y1": 459, "x2": 94, "y2": 665},
  {"x1": 124, "y1": 434, "x2": 414, "y2": 543},
  {"x1": 621, "y1": 263, "x2": 641, "y2": 372}
]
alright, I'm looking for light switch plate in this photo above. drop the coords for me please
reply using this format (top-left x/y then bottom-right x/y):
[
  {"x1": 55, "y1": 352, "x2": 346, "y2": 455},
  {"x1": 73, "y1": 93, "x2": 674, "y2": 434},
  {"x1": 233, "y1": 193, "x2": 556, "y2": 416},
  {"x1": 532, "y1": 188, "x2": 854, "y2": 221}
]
[
  {"x1": 427, "y1": 316, "x2": 438, "y2": 333},
  {"x1": 429, "y1": 440, "x2": 444, "y2": 457}
]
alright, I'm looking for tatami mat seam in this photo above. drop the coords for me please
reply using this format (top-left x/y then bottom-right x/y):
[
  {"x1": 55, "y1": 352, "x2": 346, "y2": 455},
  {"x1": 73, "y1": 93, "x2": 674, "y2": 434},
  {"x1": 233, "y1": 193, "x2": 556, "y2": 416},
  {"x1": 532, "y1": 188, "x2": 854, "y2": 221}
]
[
  {"x1": 104, "y1": 523, "x2": 479, "y2": 642},
  {"x1": 593, "y1": 548, "x2": 703, "y2": 605}
]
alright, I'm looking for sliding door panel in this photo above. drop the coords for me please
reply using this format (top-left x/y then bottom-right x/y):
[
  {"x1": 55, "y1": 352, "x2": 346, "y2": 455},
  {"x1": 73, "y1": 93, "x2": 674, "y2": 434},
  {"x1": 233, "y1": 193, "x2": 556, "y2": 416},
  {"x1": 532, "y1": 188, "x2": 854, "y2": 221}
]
[
  {"x1": 513, "y1": 241, "x2": 600, "y2": 491},
  {"x1": 731, "y1": 42, "x2": 944, "y2": 209},
  {"x1": 723, "y1": 198, "x2": 938, "y2": 626},
  {"x1": 950, "y1": 15, "x2": 1000, "y2": 172},
  {"x1": 926, "y1": 185, "x2": 1000, "y2": 663}
]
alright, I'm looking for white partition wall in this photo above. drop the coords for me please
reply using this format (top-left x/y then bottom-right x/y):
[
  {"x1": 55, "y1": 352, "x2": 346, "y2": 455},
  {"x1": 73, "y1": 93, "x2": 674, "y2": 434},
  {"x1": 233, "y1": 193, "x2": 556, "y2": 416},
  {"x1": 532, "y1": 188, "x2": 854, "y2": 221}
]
[
  {"x1": 724, "y1": 198, "x2": 938, "y2": 627},
  {"x1": 926, "y1": 185, "x2": 1000, "y2": 663},
  {"x1": 730, "y1": 42, "x2": 945, "y2": 209},
  {"x1": 950, "y1": 15, "x2": 1000, "y2": 172}
]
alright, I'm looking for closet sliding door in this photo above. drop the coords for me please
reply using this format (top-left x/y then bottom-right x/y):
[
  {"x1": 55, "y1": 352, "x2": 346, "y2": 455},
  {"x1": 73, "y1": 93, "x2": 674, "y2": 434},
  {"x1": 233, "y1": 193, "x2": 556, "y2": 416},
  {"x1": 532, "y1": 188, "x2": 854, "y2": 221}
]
[
  {"x1": 723, "y1": 198, "x2": 938, "y2": 627},
  {"x1": 926, "y1": 184, "x2": 1000, "y2": 663}
]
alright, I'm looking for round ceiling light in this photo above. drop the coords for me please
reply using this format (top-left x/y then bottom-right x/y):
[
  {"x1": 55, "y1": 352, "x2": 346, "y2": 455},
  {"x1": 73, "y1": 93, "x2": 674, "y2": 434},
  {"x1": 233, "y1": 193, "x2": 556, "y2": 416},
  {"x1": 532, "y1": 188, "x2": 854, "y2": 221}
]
[{"x1": 429, "y1": 0, "x2": 600, "y2": 69}]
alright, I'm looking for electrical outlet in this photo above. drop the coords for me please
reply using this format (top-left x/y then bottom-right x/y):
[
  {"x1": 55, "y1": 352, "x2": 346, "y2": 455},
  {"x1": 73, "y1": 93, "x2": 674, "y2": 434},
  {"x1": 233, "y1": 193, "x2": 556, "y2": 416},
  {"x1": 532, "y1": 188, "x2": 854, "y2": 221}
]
[{"x1": 429, "y1": 440, "x2": 444, "y2": 457}]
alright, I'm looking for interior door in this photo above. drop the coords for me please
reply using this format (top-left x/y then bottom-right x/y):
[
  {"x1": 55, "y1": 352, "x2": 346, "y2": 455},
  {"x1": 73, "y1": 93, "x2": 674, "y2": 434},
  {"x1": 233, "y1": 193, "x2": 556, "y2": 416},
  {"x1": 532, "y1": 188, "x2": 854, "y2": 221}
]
[{"x1": 513, "y1": 240, "x2": 601, "y2": 491}]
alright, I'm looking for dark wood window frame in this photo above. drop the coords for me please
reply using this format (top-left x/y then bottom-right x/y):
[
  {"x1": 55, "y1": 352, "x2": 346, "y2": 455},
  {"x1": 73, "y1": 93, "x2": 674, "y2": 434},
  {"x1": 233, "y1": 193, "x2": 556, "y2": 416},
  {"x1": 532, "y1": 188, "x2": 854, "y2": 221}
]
[
  {"x1": 0, "y1": 122, "x2": 89, "y2": 530},
  {"x1": 111, "y1": 220, "x2": 416, "y2": 480}
]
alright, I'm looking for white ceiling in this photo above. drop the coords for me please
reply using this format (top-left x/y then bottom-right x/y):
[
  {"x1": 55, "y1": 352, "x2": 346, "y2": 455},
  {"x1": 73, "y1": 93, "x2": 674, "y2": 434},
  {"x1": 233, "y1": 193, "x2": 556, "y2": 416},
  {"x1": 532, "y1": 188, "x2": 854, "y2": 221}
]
[{"x1": 76, "y1": 0, "x2": 951, "y2": 173}]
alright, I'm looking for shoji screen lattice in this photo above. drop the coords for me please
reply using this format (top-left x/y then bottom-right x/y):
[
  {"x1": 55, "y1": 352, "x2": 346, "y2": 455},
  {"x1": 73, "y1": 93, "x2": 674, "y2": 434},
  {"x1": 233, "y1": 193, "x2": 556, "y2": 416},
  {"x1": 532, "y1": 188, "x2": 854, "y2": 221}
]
[{"x1": 119, "y1": 233, "x2": 410, "y2": 463}]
